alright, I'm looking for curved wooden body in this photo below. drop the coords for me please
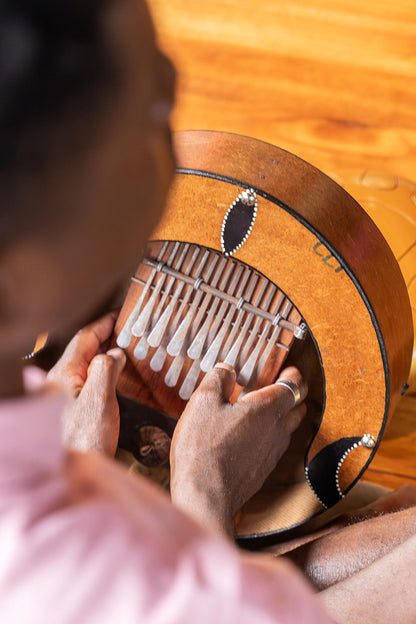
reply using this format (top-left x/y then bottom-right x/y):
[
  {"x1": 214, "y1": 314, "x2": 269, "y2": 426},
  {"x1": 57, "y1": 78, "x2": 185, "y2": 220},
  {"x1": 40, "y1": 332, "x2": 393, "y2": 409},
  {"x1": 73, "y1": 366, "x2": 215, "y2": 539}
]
[{"x1": 115, "y1": 131, "x2": 413, "y2": 539}]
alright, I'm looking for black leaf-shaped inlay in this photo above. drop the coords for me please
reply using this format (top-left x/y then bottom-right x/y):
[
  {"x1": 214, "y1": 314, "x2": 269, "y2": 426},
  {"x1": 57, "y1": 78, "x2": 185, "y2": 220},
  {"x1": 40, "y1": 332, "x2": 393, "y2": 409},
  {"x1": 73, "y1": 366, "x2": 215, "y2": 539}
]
[
  {"x1": 305, "y1": 434, "x2": 374, "y2": 508},
  {"x1": 221, "y1": 189, "x2": 257, "y2": 256}
]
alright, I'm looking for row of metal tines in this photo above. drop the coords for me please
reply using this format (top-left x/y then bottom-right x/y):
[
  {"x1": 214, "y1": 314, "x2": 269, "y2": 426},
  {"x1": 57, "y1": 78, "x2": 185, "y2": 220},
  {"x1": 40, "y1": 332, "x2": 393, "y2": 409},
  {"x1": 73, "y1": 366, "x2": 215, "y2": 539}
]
[{"x1": 117, "y1": 241, "x2": 306, "y2": 400}]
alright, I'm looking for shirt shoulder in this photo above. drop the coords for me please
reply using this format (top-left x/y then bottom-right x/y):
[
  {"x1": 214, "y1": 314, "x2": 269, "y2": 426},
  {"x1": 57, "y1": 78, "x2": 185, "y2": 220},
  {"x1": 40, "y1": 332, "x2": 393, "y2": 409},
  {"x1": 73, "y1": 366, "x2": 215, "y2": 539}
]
[{"x1": 0, "y1": 447, "x2": 332, "y2": 624}]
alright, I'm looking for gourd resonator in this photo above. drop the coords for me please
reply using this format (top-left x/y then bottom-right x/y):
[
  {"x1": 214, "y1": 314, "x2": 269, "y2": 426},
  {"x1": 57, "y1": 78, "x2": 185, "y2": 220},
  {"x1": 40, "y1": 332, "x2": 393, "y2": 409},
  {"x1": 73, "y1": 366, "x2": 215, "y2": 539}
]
[{"x1": 114, "y1": 131, "x2": 413, "y2": 541}]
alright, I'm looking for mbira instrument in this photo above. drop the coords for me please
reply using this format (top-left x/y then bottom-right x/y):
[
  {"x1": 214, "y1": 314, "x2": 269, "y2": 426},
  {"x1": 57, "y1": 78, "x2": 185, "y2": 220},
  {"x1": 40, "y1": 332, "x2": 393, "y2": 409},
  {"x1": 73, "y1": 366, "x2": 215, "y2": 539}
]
[{"x1": 114, "y1": 130, "x2": 413, "y2": 541}]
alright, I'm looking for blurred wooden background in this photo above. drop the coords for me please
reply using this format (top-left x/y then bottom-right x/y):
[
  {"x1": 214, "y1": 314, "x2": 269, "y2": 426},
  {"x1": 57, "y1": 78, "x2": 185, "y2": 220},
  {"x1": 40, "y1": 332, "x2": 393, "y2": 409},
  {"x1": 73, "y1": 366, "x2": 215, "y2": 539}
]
[
  {"x1": 147, "y1": 0, "x2": 415, "y2": 489},
  {"x1": 149, "y1": 0, "x2": 416, "y2": 179}
]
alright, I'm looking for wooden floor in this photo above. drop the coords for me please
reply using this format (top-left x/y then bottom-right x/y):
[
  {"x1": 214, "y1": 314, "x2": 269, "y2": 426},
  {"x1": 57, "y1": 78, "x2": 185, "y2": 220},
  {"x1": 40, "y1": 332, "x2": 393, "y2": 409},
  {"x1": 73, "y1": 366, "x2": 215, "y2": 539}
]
[
  {"x1": 368, "y1": 393, "x2": 416, "y2": 488},
  {"x1": 147, "y1": 0, "x2": 416, "y2": 489}
]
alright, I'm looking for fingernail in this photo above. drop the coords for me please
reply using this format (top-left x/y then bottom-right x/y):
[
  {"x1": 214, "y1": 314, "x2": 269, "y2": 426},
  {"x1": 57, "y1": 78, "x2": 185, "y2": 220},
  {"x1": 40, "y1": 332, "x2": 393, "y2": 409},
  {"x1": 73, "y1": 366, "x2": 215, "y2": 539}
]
[
  {"x1": 106, "y1": 347, "x2": 127, "y2": 367},
  {"x1": 214, "y1": 362, "x2": 236, "y2": 378}
]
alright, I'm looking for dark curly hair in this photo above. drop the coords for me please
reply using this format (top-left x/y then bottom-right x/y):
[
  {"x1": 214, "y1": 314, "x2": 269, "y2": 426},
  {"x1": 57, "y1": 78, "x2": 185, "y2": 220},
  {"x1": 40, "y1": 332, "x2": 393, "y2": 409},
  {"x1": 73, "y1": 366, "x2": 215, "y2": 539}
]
[{"x1": 0, "y1": 0, "x2": 118, "y2": 176}]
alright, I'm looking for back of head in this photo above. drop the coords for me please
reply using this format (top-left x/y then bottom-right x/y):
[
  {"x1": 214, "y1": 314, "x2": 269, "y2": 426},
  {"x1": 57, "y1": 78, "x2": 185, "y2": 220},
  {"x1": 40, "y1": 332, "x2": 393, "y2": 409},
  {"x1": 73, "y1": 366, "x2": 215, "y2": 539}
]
[
  {"x1": 0, "y1": 0, "x2": 116, "y2": 190},
  {"x1": 0, "y1": 0, "x2": 175, "y2": 365},
  {"x1": 0, "y1": 0, "x2": 122, "y2": 243}
]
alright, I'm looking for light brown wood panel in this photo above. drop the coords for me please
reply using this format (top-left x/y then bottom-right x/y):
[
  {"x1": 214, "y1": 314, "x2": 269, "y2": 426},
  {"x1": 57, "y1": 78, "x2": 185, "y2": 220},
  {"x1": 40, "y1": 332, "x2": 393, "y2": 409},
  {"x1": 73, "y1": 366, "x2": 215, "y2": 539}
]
[
  {"x1": 365, "y1": 470, "x2": 416, "y2": 490},
  {"x1": 148, "y1": 0, "x2": 416, "y2": 180},
  {"x1": 369, "y1": 394, "x2": 416, "y2": 486}
]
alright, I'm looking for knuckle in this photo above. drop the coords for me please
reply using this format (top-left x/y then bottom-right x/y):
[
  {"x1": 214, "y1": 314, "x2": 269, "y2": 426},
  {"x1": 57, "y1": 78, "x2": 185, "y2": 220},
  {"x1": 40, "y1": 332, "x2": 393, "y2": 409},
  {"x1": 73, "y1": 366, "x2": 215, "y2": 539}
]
[
  {"x1": 74, "y1": 325, "x2": 96, "y2": 344},
  {"x1": 92, "y1": 353, "x2": 113, "y2": 370},
  {"x1": 186, "y1": 391, "x2": 201, "y2": 410},
  {"x1": 74, "y1": 327, "x2": 89, "y2": 341},
  {"x1": 198, "y1": 371, "x2": 221, "y2": 395},
  {"x1": 189, "y1": 385, "x2": 213, "y2": 408}
]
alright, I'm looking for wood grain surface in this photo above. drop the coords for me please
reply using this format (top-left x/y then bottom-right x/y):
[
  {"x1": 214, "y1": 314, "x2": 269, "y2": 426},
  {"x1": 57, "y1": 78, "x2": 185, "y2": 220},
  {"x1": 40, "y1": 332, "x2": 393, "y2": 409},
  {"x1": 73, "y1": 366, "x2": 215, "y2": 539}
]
[
  {"x1": 147, "y1": 0, "x2": 416, "y2": 490},
  {"x1": 148, "y1": 0, "x2": 416, "y2": 180}
]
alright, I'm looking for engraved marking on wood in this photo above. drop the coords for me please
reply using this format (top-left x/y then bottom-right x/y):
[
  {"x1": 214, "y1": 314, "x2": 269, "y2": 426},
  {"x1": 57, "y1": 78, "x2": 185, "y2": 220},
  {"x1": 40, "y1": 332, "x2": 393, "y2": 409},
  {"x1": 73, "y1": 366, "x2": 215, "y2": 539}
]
[{"x1": 313, "y1": 242, "x2": 343, "y2": 273}]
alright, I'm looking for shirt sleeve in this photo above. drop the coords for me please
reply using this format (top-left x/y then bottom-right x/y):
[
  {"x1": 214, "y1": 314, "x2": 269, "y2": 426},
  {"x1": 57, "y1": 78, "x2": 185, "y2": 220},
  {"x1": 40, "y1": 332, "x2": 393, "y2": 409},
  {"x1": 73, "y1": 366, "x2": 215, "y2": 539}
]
[{"x1": 1, "y1": 449, "x2": 334, "y2": 624}]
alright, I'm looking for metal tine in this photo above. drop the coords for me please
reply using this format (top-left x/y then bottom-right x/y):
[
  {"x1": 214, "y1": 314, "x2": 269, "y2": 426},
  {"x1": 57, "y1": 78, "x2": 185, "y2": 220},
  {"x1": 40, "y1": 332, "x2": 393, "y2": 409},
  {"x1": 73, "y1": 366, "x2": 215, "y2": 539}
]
[
  {"x1": 252, "y1": 301, "x2": 293, "y2": 376},
  {"x1": 219, "y1": 273, "x2": 259, "y2": 359},
  {"x1": 239, "y1": 300, "x2": 293, "y2": 396},
  {"x1": 237, "y1": 293, "x2": 286, "y2": 387},
  {"x1": 152, "y1": 243, "x2": 190, "y2": 319},
  {"x1": 239, "y1": 285, "x2": 279, "y2": 365},
  {"x1": 167, "y1": 255, "x2": 227, "y2": 357},
  {"x1": 132, "y1": 242, "x2": 180, "y2": 338},
  {"x1": 133, "y1": 243, "x2": 190, "y2": 359},
  {"x1": 198, "y1": 266, "x2": 252, "y2": 371},
  {"x1": 149, "y1": 249, "x2": 212, "y2": 371},
  {"x1": 164, "y1": 351, "x2": 186, "y2": 387},
  {"x1": 208, "y1": 272, "x2": 260, "y2": 372},
  {"x1": 165, "y1": 256, "x2": 230, "y2": 387},
  {"x1": 180, "y1": 264, "x2": 247, "y2": 399},
  {"x1": 187, "y1": 263, "x2": 244, "y2": 360},
  {"x1": 178, "y1": 359, "x2": 201, "y2": 400},
  {"x1": 223, "y1": 279, "x2": 272, "y2": 370},
  {"x1": 117, "y1": 241, "x2": 169, "y2": 349},
  {"x1": 148, "y1": 245, "x2": 200, "y2": 348}
]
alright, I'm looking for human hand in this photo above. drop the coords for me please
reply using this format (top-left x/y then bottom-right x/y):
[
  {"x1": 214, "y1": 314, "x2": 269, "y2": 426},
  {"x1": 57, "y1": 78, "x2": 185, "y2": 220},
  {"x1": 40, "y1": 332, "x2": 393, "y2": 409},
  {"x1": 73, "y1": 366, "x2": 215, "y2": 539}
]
[
  {"x1": 170, "y1": 364, "x2": 307, "y2": 537},
  {"x1": 47, "y1": 310, "x2": 126, "y2": 456}
]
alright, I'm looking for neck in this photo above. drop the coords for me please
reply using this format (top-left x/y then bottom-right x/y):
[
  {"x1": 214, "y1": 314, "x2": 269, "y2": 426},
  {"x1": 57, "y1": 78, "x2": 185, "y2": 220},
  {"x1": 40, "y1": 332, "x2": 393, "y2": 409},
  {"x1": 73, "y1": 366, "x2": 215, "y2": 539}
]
[{"x1": 0, "y1": 354, "x2": 24, "y2": 399}]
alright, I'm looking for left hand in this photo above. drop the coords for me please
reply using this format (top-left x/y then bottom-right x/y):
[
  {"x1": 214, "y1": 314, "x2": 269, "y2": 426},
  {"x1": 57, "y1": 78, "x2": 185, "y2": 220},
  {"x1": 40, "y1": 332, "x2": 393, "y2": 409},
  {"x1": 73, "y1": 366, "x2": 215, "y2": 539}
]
[{"x1": 47, "y1": 310, "x2": 126, "y2": 456}]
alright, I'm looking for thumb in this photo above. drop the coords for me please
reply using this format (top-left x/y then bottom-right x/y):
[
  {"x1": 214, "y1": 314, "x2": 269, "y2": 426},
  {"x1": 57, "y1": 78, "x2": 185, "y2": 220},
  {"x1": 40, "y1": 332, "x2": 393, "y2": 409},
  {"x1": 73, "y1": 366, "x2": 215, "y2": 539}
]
[
  {"x1": 193, "y1": 362, "x2": 236, "y2": 404},
  {"x1": 84, "y1": 348, "x2": 127, "y2": 397},
  {"x1": 106, "y1": 347, "x2": 127, "y2": 381}
]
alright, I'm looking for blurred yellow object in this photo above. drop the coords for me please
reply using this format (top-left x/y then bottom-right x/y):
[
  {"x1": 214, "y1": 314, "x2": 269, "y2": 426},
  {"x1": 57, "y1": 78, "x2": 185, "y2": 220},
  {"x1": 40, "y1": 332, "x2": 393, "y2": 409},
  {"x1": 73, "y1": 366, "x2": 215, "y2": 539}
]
[
  {"x1": 329, "y1": 170, "x2": 416, "y2": 391},
  {"x1": 22, "y1": 332, "x2": 48, "y2": 361}
]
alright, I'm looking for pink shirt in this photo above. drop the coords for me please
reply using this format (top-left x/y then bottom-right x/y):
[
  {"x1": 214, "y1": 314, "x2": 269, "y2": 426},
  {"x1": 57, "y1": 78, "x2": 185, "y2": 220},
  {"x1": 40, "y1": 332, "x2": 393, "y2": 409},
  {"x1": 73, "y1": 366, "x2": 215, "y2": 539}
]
[{"x1": 0, "y1": 369, "x2": 332, "y2": 623}]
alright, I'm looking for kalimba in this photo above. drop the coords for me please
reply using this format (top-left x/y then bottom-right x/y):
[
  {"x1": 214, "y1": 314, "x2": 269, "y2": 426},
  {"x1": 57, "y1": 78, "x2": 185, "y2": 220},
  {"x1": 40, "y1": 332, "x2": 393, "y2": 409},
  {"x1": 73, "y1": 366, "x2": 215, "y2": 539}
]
[{"x1": 115, "y1": 131, "x2": 413, "y2": 541}]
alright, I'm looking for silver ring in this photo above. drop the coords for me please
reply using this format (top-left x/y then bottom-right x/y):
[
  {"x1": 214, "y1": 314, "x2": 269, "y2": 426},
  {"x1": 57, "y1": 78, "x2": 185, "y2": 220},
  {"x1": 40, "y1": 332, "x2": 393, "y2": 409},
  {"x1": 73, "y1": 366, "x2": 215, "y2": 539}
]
[{"x1": 275, "y1": 379, "x2": 301, "y2": 406}]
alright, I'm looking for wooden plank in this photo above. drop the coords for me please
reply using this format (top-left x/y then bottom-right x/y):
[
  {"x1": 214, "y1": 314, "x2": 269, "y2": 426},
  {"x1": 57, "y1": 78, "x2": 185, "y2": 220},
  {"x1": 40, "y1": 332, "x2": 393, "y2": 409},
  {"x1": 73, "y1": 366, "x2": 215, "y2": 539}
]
[
  {"x1": 366, "y1": 394, "x2": 416, "y2": 485},
  {"x1": 148, "y1": 0, "x2": 416, "y2": 179},
  {"x1": 365, "y1": 470, "x2": 416, "y2": 490}
]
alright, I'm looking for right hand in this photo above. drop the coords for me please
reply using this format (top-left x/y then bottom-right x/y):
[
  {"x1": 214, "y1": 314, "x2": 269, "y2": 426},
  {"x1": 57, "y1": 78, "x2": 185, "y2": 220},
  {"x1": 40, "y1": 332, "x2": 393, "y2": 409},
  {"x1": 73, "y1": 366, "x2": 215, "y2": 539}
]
[{"x1": 170, "y1": 364, "x2": 307, "y2": 537}]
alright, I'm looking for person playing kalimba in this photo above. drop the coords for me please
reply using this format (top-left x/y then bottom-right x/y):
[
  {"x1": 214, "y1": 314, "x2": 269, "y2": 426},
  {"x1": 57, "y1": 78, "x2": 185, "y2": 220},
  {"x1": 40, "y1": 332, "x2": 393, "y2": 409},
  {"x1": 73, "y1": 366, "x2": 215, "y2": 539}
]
[{"x1": 0, "y1": 1, "x2": 414, "y2": 623}]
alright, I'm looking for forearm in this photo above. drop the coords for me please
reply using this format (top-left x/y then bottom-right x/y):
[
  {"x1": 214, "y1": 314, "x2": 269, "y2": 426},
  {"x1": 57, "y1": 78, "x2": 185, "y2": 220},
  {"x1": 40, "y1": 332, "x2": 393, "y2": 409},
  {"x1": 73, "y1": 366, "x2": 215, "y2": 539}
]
[
  {"x1": 170, "y1": 475, "x2": 235, "y2": 538},
  {"x1": 319, "y1": 534, "x2": 416, "y2": 624},
  {"x1": 285, "y1": 506, "x2": 416, "y2": 590}
]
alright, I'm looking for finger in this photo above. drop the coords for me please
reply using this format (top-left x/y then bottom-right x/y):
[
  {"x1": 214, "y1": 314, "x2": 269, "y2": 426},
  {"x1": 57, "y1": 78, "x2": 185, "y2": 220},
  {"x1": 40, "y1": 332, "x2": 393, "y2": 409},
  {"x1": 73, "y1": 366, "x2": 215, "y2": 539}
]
[
  {"x1": 106, "y1": 347, "x2": 127, "y2": 372},
  {"x1": 276, "y1": 365, "x2": 308, "y2": 402},
  {"x1": 288, "y1": 401, "x2": 307, "y2": 431},
  {"x1": 191, "y1": 362, "x2": 236, "y2": 405},
  {"x1": 59, "y1": 310, "x2": 120, "y2": 368},
  {"x1": 83, "y1": 347, "x2": 127, "y2": 399},
  {"x1": 239, "y1": 366, "x2": 307, "y2": 430}
]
